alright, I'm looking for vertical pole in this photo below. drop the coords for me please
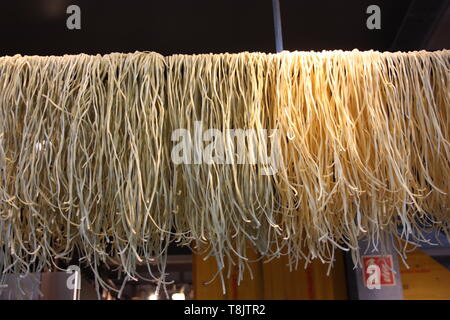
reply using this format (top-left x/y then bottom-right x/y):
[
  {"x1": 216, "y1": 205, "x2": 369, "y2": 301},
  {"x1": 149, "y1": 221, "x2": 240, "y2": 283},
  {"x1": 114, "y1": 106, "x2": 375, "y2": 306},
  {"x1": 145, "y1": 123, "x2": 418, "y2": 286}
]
[{"x1": 272, "y1": 0, "x2": 284, "y2": 52}]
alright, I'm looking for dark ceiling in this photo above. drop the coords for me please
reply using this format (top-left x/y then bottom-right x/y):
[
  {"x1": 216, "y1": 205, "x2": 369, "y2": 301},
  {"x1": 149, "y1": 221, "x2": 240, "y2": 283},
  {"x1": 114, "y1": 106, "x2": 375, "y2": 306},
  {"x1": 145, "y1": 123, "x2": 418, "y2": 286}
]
[{"x1": 0, "y1": 0, "x2": 448, "y2": 56}]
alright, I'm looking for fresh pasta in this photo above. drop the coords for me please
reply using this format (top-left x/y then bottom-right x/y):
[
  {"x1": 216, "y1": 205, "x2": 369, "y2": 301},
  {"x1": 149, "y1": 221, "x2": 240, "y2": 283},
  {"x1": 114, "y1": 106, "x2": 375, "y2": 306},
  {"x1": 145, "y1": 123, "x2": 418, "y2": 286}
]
[{"x1": 0, "y1": 50, "x2": 448, "y2": 295}]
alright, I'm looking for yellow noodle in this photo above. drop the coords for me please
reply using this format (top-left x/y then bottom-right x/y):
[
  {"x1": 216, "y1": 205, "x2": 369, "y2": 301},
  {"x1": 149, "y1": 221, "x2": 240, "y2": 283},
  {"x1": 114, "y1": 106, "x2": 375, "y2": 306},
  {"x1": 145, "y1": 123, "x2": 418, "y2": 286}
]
[{"x1": 0, "y1": 50, "x2": 448, "y2": 296}]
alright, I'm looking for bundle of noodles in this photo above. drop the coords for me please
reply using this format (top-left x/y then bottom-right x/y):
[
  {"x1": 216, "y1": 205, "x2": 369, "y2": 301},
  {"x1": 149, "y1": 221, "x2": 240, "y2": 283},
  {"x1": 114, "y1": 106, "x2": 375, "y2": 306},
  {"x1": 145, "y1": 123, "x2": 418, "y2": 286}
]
[
  {"x1": 0, "y1": 52, "x2": 173, "y2": 295},
  {"x1": 166, "y1": 53, "x2": 280, "y2": 287},
  {"x1": 0, "y1": 50, "x2": 448, "y2": 296},
  {"x1": 271, "y1": 50, "x2": 449, "y2": 268}
]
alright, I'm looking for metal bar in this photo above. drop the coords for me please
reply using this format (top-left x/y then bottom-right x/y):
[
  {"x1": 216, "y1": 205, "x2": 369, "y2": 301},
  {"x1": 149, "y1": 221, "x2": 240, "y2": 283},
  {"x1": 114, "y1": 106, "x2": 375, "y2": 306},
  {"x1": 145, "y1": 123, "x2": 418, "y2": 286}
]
[{"x1": 272, "y1": 0, "x2": 284, "y2": 52}]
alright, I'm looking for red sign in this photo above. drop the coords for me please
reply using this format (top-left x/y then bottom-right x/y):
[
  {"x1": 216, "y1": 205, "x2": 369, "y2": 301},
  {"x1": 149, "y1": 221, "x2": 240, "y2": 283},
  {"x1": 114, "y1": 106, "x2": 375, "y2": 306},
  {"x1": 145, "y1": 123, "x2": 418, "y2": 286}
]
[{"x1": 362, "y1": 255, "x2": 395, "y2": 289}]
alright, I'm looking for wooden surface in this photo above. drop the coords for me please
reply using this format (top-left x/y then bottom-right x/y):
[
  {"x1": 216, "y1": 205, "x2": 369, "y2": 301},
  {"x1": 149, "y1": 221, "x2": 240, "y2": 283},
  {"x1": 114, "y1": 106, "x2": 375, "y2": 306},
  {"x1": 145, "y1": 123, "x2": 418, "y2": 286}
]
[
  {"x1": 399, "y1": 248, "x2": 450, "y2": 300},
  {"x1": 194, "y1": 246, "x2": 450, "y2": 300},
  {"x1": 193, "y1": 247, "x2": 347, "y2": 300}
]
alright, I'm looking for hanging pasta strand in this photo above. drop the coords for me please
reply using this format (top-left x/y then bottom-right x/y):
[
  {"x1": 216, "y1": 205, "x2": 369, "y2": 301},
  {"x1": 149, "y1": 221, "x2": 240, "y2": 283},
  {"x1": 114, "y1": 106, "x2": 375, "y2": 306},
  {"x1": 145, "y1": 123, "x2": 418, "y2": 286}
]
[{"x1": 0, "y1": 49, "x2": 448, "y2": 295}]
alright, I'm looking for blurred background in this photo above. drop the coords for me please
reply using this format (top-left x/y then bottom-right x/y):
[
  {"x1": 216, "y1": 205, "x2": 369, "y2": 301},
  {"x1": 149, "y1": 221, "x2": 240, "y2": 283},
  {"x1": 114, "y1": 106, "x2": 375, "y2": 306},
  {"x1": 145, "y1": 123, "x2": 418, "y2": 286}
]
[
  {"x1": 0, "y1": 0, "x2": 448, "y2": 300},
  {"x1": 0, "y1": 0, "x2": 448, "y2": 56}
]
